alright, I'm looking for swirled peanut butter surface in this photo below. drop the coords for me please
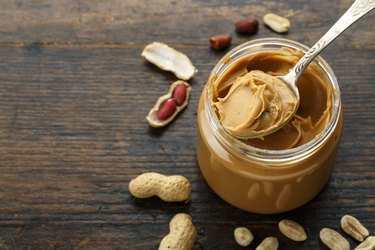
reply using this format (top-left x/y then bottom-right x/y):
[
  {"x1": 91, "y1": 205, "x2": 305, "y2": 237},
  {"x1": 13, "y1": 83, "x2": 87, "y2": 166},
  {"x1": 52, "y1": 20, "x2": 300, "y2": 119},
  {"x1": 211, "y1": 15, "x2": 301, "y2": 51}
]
[
  {"x1": 213, "y1": 70, "x2": 297, "y2": 138},
  {"x1": 211, "y1": 48, "x2": 332, "y2": 150}
]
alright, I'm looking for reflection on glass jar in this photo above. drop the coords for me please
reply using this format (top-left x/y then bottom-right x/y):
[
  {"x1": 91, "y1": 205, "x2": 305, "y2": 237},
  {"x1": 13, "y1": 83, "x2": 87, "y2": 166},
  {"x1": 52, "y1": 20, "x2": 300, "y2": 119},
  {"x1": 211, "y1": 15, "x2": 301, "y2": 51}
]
[{"x1": 197, "y1": 38, "x2": 343, "y2": 214}]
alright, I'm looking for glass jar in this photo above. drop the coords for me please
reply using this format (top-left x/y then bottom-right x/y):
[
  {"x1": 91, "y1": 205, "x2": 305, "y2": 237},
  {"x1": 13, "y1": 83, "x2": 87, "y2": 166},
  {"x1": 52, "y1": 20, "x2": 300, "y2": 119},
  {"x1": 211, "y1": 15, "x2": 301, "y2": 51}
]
[{"x1": 197, "y1": 38, "x2": 343, "y2": 214}]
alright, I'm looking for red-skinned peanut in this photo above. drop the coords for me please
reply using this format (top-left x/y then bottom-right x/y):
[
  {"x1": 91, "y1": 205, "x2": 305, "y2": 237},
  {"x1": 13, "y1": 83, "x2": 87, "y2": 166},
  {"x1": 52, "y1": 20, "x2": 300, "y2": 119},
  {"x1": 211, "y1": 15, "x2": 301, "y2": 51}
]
[
  {"x1": 157, "y1": 98, "x2": 177, "y2": 121},
  {"x1": 209, "y1": 34, "x2": 232, "y2": 50},
  {"x1": 235, "y1": 18, "x2": 259, "y2": 34},
  {"x1": 172, "y1": 83, "x2": 187, "y2": 106}
]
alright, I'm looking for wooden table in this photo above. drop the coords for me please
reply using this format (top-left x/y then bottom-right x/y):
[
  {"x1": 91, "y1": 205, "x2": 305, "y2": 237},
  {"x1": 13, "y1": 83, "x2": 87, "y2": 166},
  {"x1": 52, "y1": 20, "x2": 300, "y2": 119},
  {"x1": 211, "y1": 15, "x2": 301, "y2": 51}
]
[{"x1": 0, "y1": 0, "x2": 374, "y2": 249}]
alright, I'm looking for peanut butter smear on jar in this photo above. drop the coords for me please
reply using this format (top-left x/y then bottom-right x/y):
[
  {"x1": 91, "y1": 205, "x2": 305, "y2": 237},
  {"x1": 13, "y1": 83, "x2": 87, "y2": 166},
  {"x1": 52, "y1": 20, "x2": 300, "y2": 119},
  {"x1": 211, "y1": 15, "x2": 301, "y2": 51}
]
[
  {"x1": 211, "y1": 48, "x2": 332, "y2": 150},
  {"x1": 213, "y1": 70, "x2": 298, "y2": 138}
]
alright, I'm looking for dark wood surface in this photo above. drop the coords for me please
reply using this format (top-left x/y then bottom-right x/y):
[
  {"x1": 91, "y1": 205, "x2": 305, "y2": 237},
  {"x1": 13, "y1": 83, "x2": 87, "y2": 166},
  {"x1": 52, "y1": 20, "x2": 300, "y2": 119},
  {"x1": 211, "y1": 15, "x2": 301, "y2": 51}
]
[{"x1": 0, "y1": 0, "x2": 374, "y2": 249}]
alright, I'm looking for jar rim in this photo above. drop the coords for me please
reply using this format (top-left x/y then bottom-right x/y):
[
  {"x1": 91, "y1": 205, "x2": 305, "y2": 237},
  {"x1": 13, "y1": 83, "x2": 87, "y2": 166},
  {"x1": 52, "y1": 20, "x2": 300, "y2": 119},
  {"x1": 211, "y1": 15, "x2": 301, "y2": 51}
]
[{"x1": 205, "y1": 38, "x2": 341, "y2": 164}]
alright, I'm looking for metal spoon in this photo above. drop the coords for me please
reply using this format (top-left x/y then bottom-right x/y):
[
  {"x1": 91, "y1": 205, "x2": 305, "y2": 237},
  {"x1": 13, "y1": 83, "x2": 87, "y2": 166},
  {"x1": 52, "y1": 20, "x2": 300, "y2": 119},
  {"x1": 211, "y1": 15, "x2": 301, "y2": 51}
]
[{"x1": 252, "y1": 0, "x2": 375, "y2": 138}]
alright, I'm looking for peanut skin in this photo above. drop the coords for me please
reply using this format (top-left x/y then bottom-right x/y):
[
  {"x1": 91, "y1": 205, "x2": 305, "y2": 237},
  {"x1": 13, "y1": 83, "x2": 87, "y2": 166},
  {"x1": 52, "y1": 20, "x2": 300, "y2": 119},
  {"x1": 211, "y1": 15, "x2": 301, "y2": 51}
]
[
  {"x1": 129, "y1": 172, "x2": 191, "y2": 202},
  {"x1": 209, "y1": 34, "x2": 231, "y2": 50},
  {"x1": 235, "y1": 18, "x2": 259, "y2": 34},
  {"x1": 157, "y1": 98, "x2": 177, "y2": 121},
  {"x1": 159, "y1": 213, "x2": 196, "y2": 250},
  {"x1": 172, "y1": 83, "x2": 187, "y2": 106}
]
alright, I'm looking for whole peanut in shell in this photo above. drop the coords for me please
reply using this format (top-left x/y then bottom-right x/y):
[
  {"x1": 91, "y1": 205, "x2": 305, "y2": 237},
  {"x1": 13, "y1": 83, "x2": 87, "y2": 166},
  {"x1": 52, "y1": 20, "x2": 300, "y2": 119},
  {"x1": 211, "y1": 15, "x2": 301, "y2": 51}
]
[
  {"x1": 129, "y1": 172, "x2": 191, "y2": 202},
  {"x1": 159, "y1": 213, "x2": 196, "y2": 250}
]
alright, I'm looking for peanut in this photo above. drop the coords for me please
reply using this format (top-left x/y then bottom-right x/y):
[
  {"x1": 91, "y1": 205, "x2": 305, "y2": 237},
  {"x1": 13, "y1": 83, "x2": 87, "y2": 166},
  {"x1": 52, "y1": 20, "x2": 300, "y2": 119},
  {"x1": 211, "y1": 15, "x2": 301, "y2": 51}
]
[
  {"x1": 142, "y1": 42, "x2": 196, "y2": 80},
  {"x1": 355, "y1": 236, "x2": 375, "y2": 250},
  {"x1": 147, "y1": 80, "x2": 191, "y2": 128},
  {"x1": 129, "y1": 172, "x2": 191, "y2": 203},
  {"x1": 263, "y1": 13, "x2": 290, "y2": 33},
  {"x1": 172, "y1": 83, "x2": 187, "y2": 106},
  {"x1": 341, "y1": 215, "x2": 369, "y2": 242},
  {"x1": 157, "y1": 98, "x2": 177, "y2": 121},
  {"x1": 320, "y1": 228, "x2": 350, "y2": 250},
  {"x1": 235, "y1": 18, "x2": 259, "y2": 34},
  {"x1": 234, "y1": 227, "x2": 254, "y2": 247},
  {"x1": 278, "y1": 219, "x2": 307, "y2": 242},
  {"x1": 159, "y1": 213, "x2": 196, "y2": 250},
  {"x1": 256, "y1": 237, "x2": 279, "y2": 250},
  {"x1": 209, "y1": 34, "x2": 232, "y2": 50}
]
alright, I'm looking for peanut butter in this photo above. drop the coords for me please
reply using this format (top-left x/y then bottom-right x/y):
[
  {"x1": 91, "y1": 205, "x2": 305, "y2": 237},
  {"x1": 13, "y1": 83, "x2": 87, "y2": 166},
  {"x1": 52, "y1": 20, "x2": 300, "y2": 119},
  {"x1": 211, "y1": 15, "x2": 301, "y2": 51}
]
[
  {"x1": 213, "y1": 70, "x2": 297, "y2": 139},
  {"x1": 211, "y1": 48, "x2": 332, "y2": 150}
]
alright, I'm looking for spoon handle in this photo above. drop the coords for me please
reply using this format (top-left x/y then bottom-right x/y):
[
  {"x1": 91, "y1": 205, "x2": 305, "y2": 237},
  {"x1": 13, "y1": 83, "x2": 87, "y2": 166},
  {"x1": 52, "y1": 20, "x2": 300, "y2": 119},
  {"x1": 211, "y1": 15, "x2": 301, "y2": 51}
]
[{"x1": 286, "y1": 0, "x2": 375, "y2": 85}]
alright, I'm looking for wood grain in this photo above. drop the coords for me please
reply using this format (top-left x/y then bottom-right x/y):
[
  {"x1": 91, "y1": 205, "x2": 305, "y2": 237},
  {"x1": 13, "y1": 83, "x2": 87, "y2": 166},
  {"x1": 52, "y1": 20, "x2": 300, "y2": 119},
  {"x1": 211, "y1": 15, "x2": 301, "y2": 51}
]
[{"x1": 0, "y1": 0, "x2": 374, "y2": 249}]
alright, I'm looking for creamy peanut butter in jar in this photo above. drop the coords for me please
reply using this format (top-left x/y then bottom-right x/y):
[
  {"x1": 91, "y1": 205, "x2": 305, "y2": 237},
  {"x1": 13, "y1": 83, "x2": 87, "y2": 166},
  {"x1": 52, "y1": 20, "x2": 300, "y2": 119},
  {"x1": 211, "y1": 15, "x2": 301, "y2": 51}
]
[{"x1": 197, "y1": 38, "x2": 343, "y2": 214}]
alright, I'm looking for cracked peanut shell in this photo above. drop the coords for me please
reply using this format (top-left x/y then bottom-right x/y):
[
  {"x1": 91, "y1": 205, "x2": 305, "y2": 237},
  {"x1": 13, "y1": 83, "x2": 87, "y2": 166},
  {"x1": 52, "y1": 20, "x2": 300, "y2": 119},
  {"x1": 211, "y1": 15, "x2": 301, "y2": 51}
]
[
  {"x1": 142, "y1": 42, "x2": 196, "y2": 80},
  {"x1": 147, "y1": 80, "x2": 191, "y2": 128}
]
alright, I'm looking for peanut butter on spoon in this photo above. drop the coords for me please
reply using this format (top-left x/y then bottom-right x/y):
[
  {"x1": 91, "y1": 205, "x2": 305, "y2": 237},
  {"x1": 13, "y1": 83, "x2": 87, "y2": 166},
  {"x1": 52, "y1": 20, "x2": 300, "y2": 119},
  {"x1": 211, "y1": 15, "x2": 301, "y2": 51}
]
[{"x1": 213, "y1": 70, "x2": 297, "y2": 138}]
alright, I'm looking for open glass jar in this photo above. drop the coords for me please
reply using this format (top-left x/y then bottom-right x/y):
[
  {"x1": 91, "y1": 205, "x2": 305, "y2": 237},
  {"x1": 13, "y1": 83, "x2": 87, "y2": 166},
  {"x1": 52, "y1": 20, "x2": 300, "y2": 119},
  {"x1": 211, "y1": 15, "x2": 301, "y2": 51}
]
[{"x1": 197, "y1": 38, "x2": 343, "y2": 214}]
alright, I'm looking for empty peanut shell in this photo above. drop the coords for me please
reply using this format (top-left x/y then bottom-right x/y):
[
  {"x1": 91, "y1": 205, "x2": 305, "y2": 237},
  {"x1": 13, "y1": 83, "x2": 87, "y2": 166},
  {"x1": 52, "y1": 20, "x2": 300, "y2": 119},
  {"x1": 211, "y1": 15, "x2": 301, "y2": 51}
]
[
  {"x1": 263, "y1": 13, "x2": 290, "y2": 33},
  {"x1": 142, "y1": 42, "x2": 196, "y2": 80}
]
